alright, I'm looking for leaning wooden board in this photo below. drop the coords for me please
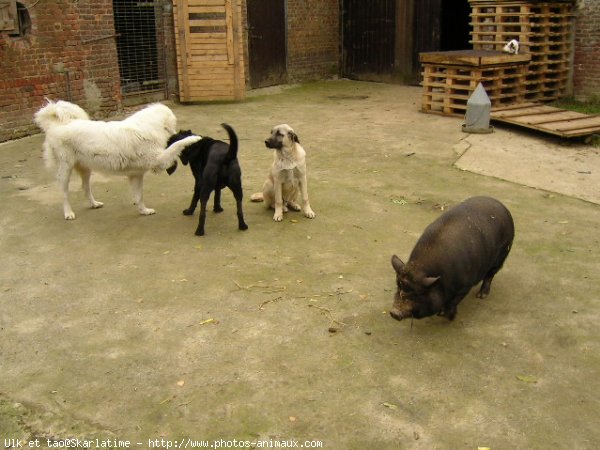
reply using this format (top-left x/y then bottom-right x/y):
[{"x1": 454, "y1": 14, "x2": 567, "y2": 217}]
[{"x1": 491, "y1": 103, "x2": 600, "y2": 138}]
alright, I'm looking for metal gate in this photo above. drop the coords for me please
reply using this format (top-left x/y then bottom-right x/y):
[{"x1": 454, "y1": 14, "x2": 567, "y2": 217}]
[
  {"x1": 113, "y1": 0, "x2": 166, "y2": 98},
  {"x1": 341, "y1": 0, "x2": 396, "y2": 80},
  {"x1": 247, "y1": 0, "x2": 287, "y2": 88}
]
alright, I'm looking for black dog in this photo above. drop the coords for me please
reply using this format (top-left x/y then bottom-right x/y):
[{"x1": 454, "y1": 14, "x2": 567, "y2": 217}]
[{"x1": 167, "y1": 124, "x2": 248, "y2": 236}]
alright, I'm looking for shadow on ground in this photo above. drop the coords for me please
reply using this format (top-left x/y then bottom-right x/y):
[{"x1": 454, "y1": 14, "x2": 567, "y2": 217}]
[{"x1": 1, "y1": 80, "x2": 599, "y2": 449}]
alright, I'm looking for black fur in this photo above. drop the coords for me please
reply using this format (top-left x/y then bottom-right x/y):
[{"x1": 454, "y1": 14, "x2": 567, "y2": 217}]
[{"x1": 167, "y1": 124, "x2": 248, "y2": 236}]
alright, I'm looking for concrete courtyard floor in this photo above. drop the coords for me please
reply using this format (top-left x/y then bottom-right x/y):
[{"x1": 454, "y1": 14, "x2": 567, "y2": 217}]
[{"x1": 1, "y1": 80, "x2": 599, "y2": 449}]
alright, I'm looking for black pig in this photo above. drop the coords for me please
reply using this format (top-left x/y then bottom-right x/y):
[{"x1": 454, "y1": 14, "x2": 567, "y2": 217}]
[{"x1": 390, "y1": 196, "x2": 514, "y2": 321}]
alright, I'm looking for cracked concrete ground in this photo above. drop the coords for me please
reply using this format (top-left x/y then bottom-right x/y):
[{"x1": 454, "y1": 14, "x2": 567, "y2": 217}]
[{"x1": 1, "y1": 80, "x2": 599, "y2": 449}]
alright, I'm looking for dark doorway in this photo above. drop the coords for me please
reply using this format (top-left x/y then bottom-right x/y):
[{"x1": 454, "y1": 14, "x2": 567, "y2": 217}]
[
  {"x1": 408, "y1": 0, "x2": 471, "y2": 84},
  {"x1": 247, "y1": 0, "x2": 287, "y2": 88},
  {"x1": 341, "y1": 0, "x2": 396, "y2": 81},
  {"x1": 440, "y1": 0, "x2": 471, "y2": 51},
  {"x1": 113, "y1": 0, "x2": 164, "y2": 98}
]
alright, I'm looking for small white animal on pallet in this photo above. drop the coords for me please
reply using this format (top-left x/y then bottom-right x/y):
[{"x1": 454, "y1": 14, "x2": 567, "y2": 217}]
[{"x1": 503, "y1": 39, "x2": 519, "y2": 55}]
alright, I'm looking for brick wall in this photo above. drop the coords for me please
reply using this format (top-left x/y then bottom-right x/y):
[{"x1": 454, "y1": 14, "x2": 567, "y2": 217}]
[
  {"x1": 573, "y1": 0, "x2": 600, "y2": 101},
  {"x1": 239, "y1": 0, "x2": 340, "y2": 86},
  {"x1": 0, "y1": 0, "x2": 121, "y2": 142},
  {"x1": 286, "y1": 0, "x2": 340, "y2": 82}
]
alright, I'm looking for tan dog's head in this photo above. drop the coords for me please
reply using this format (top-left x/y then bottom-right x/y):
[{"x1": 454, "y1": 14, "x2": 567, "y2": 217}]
[{"x1": 265, "y1": 124, "x2": 300, "y2": 150}]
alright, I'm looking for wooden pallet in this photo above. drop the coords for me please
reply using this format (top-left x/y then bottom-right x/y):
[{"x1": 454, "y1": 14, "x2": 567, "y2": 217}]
[
  {"x1": 421, "y1": 50, "x2": 530, "y2": 116},
  {"x1": 469, "y1": 1, "x2": 574, "y2": 102},
  {"x1": 491, "y1": 103, "x2": 600, "y2": 138}
]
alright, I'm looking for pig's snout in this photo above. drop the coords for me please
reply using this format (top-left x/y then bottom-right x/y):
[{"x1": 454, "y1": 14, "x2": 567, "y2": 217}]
[
  {"x1": 390, "y1": 291, "x2": 413, "y2": 321},
  {"x1": 390, "y1": 308, "x2": 409, "y2": 321}
]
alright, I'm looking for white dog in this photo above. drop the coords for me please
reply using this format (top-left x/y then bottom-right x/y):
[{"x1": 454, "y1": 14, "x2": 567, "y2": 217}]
[
  {"x1": 503, "y1": 39, "x2": 519, "y2": 55},
  {"x1": 251, "y1": 124, "x2": 315, "y2": 222},
  {"x1": 34, "y1": 100, "x2": 201, "y2": 220}
]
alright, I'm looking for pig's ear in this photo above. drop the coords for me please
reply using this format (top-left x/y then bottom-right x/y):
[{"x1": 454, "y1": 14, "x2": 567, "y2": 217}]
[
  {"x1": 422, "y1": 276, "x2": 440, "y2": 287},
  {"x1": 391, "y1": 255, "x2": 405, "y2": 273}
]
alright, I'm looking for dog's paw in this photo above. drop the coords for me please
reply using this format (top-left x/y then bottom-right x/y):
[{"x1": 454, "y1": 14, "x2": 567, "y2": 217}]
[
  {"x1": 239, "y1": 223, "x2": 249, "y2": 231},
  {"x1": 194, "y1": 228, "x2": 205, "y2": 236},
  {"x1": 64, "y1": 211, "x2": 76, "y2": 220},
  {"x1": 304, "y1": 208, "x2": 316, "y2": 219},
  {"x1": 273, "y1": 213, "x2": 283, "y2": 222},
  {"x1": 287, "y1": 201, "x2": 301, "y2": 211},
  {"x1": 214, "y1": 206, "x2": 224, "y2": 213},
  {"x1": 139, "y1": 207, "x2": 156, "y2": 216},
  {"x1": 183, "y1": 208, "x2": 194, "y2": 216},
  {"x1": 91, "y1": 201, "x2": 104, "y2": 209}
]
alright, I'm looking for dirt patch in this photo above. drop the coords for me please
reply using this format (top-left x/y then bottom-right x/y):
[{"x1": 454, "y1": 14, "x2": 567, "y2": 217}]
[{"x1": 1, "y1": 80, "x2": 599, "y2": 448}]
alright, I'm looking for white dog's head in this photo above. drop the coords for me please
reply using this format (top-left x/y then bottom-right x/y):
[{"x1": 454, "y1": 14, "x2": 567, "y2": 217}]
[
  {"x1": 33, "y1": 99, "x2": 90, "y2": 132},
  {"x1": 126, "y1": 103, "x2": 178, "y2": 137},
  {"x1": 265, "y1": 124, "x2": 299, "y2": 150},
  {"x1": 503, "y1": 39, "x2": 519, "y2": 55}
]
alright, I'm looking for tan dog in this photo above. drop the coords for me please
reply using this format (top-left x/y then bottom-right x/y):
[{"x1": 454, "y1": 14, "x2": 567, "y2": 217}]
[{"x1": 252, "y1": 124, "x2": 315, "y2": 222}]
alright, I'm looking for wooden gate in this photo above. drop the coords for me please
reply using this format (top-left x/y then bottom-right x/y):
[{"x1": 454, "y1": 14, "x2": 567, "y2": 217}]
[
  {"x1": 341, "y1": 0, "x2": 396, "y2": 81},
  {"x1": 173, "y1": 0, "x2": 245, "y2": 102},
  {"x1": 247, "y1": 0, "x2": 287, "y2": 88},
  {"x1": 412, "y1": 0, "x2": 441, "y2": 79}
]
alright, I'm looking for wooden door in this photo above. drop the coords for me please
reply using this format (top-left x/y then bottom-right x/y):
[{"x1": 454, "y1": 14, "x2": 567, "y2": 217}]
[
  {"x1": 412, "y1": 0, "x2": 441, "y2": 80},
  {"x1": 341, "y1": 0, "x2": 396, "y2": 81},
  {"x1": 173, "y1": 0, "x2": 245, "y2": 102},
  {"x1": 246, "y1": 0, "x2": 287, "y2": 88}
]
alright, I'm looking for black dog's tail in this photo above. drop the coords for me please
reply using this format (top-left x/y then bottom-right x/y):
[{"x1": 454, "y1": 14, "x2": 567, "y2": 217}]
[{"x1": 221, "y1": 123, "x2": 238, "y2": 162}]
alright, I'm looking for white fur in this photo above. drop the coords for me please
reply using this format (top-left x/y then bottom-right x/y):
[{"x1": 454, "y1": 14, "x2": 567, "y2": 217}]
[
  {"x1": 503, "y1": 39, "x2": 519, "y2": 55},
  {"x1": 34, "y1": 99, "x2": 201, "y2": 220}
]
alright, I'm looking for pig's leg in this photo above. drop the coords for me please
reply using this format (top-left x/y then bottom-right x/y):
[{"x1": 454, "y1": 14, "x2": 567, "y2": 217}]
[
  {"x1": 444, "y1": 288, "x2": 471, "y2": 320},
  {"x1": 477, "y1": 275, "x2": 495, "y2": 299},
  {"x1": 477, "y1": 264, "x2": 503, "y2": 299},
  {"x1": 478, "y1": 246, "x2": 512, "y2": 299},
  {"x1": 443, "y1": 304, "x2": 458, "y2": 321}
]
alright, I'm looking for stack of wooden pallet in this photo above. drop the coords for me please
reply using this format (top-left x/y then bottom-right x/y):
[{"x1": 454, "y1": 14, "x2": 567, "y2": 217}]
[
  {"x1": 420, "y1": 50, "x2": 530, "y2": 116},
  {"x1": 470, "y1": 0, "x2": 574, "y2": 102}
]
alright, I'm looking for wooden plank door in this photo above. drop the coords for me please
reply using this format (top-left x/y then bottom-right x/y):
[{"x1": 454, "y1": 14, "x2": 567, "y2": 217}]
[
  {"x1": 173, "y1": 0, "x2": 245, "y2": 102},
  {"x1": 341, "y1": 0, "x2": 396, "y2": 81},
  {"x1": 412, "y1": 0, "x2": 441, "y2": 80},
  {"x1": 247, "y1": 0, "x2": 287, "y2": 88}
]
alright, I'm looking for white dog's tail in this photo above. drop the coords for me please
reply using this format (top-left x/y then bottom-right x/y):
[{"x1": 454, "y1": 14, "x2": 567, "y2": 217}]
[
  {"x1": 33, "y1": 99, "x2": 90, "y2": 132},
  {"x1": 154, "y1": 135, "x2": 203, "y2": 172}
]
